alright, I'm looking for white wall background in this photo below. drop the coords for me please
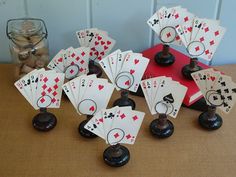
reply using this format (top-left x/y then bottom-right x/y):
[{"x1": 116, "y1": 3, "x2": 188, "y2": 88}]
[{"x1": 0, "y1": 0, "x2": 234, "y2": 65}]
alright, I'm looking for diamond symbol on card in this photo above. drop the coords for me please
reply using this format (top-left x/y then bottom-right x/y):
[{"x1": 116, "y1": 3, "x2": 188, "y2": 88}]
[
  {"x1": 200, "y1": 37, "x2": 204, "y2": 42},
  {"x1": 176, "y1": 36, "x2": 180, "y2": 40},
  {"x1": 52, "y1": 91, "x2": 57, "y2": 96},
  {"x1": 71, "y1": 53, "x2": 75, "y2": 57},
  {"x1": 54, "y1": 77, "x2": 59, "y2": 83},
  {"x1": 120, "y1": 113, "x2": 126, "y2": 119},
  {"x1": 175, "y1": 14, "x2": 179, "y2": 19},
  {"x1": 47, "y1": 87, "x2": 52, "y2": 93},
  {"x1": 40, "y1": 97, "x2": 45, "y2": 103},
  {"x1": 184, "y1": 17, "x2": 189, "y2": 22},
  {"x1": 205, "y1": 27, "x2": 209, "y2": 32},
  {"x1": 70, "y1": 69, "x2": 74, "y2": 74},
  {"x1": 132, "y1": 115, "x2": 138, "y2": 121},
  {"x1": 114, "y1": 133, "x2": 119, "y2": 139},
  {"x1": 43, "y1": 77, "x2": 48, "y2": 83},
  {"x1": 210, "y1": 40, "x2": 215, "y2": 46},
  {"x1": 53, "y1": 84, "x2": 58, "y2": 90},
  {"x1": 195, "y1": 46, "x2": 200, "y2": 51},
  {"x1": 80, "y1": 60, "x2": 84, "y2": 64},
  {"x1": 205, "y1": 50, "x2": 210, "y2": 55},
  {"x1": 126, "y1": 134, "x2": 131, "y2": 139},
  {"x1": 41, "y1": 91, "x2": 46, "y2": 96},
  {"x1": 166, "y1": 32, "x2": 171, "y2": 38},
  {"x1": 51, "y1": 98, "x2": 56, "y2": 103},
  {"x1": 79, "y1": 68, "x2": 84, "y2": 72},
  {"x1": 42, "y1": 84, "x2": 47, "y2": 89},
  {"x1": 76, "y1": 56, "x2": 80, "y2": 61},
  {"x1": 215, "y1": 31, "x2": 219, "y2": 36},
  {"x1": 81, "y1": 52, "x2": 85, "y2": 56}
]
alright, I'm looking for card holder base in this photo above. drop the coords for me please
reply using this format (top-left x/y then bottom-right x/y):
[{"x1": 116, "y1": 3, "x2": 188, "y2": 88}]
[
  {"x1": 198, "y1": 106, "x2": 223, "y2": 130},
  {"x1": 113, "y1": 90, "x2": 136, "y2": 110},
  {"x1": 154, "y1": 45, "x2": 175, "y2": 66},
  {"x1": 103, "y1": 144, "x2": 130, "y2": 167},
  {"x1": 149, "y1": 114, "x2": 174, "y2": 138},
  {"x1": 182, "y1": 58, "x2": 202, "y2": 80},
  {"x1": 78, "y1": 116, "x2": 98, "y2": 138},
  {"x1": 88, "y1": 60, "x2": 102, "y2": 78},
  {"x1": 32, "y1": 108, "x2": 57, "y2": 132}
]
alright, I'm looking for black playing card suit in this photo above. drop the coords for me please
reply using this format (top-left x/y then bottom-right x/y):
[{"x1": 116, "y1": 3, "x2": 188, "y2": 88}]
[
  {"x1": 221, "y1": 81, "x2": 226, "y2": 86},
  {"x1": 213, "y1": 96, "x2": 218, "y2": 100},
  {"x1": 216, "y1": 89, "x2": 221, "y2": 94},
  {"x1": 232, "y1": 88, "x2": 236, "y2": 93},
  {"x1": 224, "y1": 89, "x2": 229, "y2": 93},
  {"x1": 163, "y1": 93, "x2": 174, "y2": 103},
  {"x1": 227, "y1": 96, "x2": 232, "y2": 100}
]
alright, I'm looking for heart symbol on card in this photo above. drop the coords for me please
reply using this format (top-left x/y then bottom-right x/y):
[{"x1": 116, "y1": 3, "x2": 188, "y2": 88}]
[
  {"x1": 99, "y1": 118, "x2": 103, "y2": 123},
  {"x1": 210, "y1": 76, "x2": 216, "y2": 81},
  {"x1": 89, "y1": 106, "x2": 95, "y2": 111},
  {"x1": 95, "y1": 41, "x2": 99, "y2": 46},
  {"x1": 187, "y1": 27, "x2": 192, "y2": 32},
  {"x1": 104, "y1": 46, "x2": 108, "y2": 50},
  {"x1": 58, "y1": 58, "x2": 63, "y2": 62},
  {"x1": 125, "y1": 80, "x2": 130, "y2": 86},
  {"x1": 134, "y1": 59, "x2": 139, "y2": 64},
  {"x1": 94, "y1": 51, "x2": 99, "y2": 56},
  {"x1": 101, "y1": 41, "x2": 105, "y2": 45},
  {"x1": 97, "y1": 56, "x2": 102, "y2": 60},
  {"x1": 100, "y1": 51, "x2": 105, "y2": 56},
  {"x1": 107, "y1": 41, "x2": 111, "y2": 45},
  {"x1": 91, "y1": 47, "x2": 96, "y2": 51},
  {"x1": 98, "y1": 36, "x2": 102, "y2": 41},
  {"x1": 130, "y1": 69, "x2": 135, "y2": 74},
  {"x1": 98, "y1": 85, "x2": 104, "y2": 90}
]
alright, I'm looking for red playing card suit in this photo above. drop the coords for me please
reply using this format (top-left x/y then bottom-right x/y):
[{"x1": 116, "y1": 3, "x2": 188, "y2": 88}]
[
  {"x1": 187, "y1": 27, "x2": 192, "y2": 32},
  {"x1": 97, "y1": 56, "x2": 102, "y2": 60},
  {"x1": 104, "y1": 46, "x2": 108, "y2": 50},
  {"x1": 58, "y1": 58, "x2": 63, "y2": 62},
  {"x1": 99, "y1": 118, "x2": 103, "y2": 123},
  {"x1": 134, "y1": 59, "x2": 139, "y2": 64},
  {"x1": 130, "y1": 69, "x2": 135, "y2": 74},
  {"x1": 210, "y1": 76, "x2": 216, "y2": 81},
  {"x1": 94, "y1": 51, "x2": 99, "y2": 56},
  {"x1": 89, "y1": 106, "x2": 95, "y2": 111},
  {"x1": 125, "y1": 80, "x2": 130, "y2": 86},
  {"x1": 79, "y1": 68, "x2": 84, "y2": 72},
  {"x1": 95, "y1": 41, "x2": 99, "y2": 46},
  {"x1": 98, "y1": 85, "x2": 104, "y2": 90},
  {"x1": 107, "y1": 41, "x2": 111, "y2": 45},
  {"x1": 132, "y1": 115, "x2": 138, "y2": 121},
  {"x1": 98, "y1": 36, "x2": 102, "y2": 41},
  {"x1": 120, "y1": 113, "x2": 126, "y2": 119},
  {"x1": 90, "y1": 52, "x2": 93, "y2": 56},
  {"x1": 91, "y1": 47, "x2": 96, "y2": 51},
  {"x1": 100, "y1": 51, "x2": 105, "y2": 56},
  {"x1": 81, "y1": 52, "x2": 85, "y2": 56},
  {"x1": 101, "y1": 41, "x2": 105, "y2": 45}
]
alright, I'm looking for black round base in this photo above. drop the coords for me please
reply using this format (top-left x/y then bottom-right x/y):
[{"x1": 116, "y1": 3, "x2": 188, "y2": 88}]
[
  {"x1": 103, "y1": 145, "x2": 130, "y2": 167},
  {"x1": 182, "y1": 64, "x2": 202, "y2": 80},
  {"x1": 154, "y1": 52, "x2": 175, "y2": 66},
  {"x1": 88, "y1": 62, "x2": 102, "y2": 78},
  {"x1": 198, "y1": 112, "x2": 223, "y2": 130},
  {"x1": 150, "y1": 119, "x2": 174, "y2": 138},
  {"x1": 78, "y1": 119, "x2": 97, "y2": 138},
  {"x1": 113, "y1": 98, "x2": 136, "y2": 110},
  {"x1": 32, "y1": 112, "x2": 57, "y2": 132}
]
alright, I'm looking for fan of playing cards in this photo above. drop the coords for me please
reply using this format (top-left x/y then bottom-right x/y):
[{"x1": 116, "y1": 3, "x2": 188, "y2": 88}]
[
  {"x1": 147, "y1": 6, "x2": 195, "y2": 45},
  {"x1": 176, "y1": 18, "x2": 226, "y2": 61},
  {"x1": 141, "y1": 76, "x2": 187, "y2": 118},
  {"x1": 47, "y1": 47, "x2": 90, "y2": 80},
  {"x1": 84, "y1": 106, "x2": 145, "y2": 145},
  {"x1": 62, "y1": 74, "x2": 114, "y2": 115},
  {"x1": 14, "y1": 69, "x2": 65, "y2": 109},
  {"x1": 76, "y1": 28, "x2": 116, "y2": 62},
  {"x1": 99, "y1": 49, "x2": 150, "y2": 92},
  {"x1": 192, "y1": 69, "x2": 236, "y2": 113}
]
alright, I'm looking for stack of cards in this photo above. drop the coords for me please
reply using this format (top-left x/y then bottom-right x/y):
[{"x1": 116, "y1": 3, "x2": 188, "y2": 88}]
[
  {"x1": 62, "y1": 75, "x2": 114, "y2": 115},
  {"x1": 176, "y1": 18, "x2": 226, "y2": 61},
  {"x1": 85, "y1": 106, "x2": 145, "y2": 145},
  {"x1": 192, "y1": 69, "x2": 236, "y2": 113},
  {"x1": 147, "y1": 6, "x2": 195, "y2": 45},
  {"x1": 47, "y1": 47, "x2": 90, "y2": 80},
  {"x1": 99, "y1": 49, "x2": 150, "y2": 93},
  {"x1": 14, "y1": 69, "x2": 65, "y2": 109},
  {"x1": 76, "y1": 28, "x2": 116, "y2": 62},
  {"x1": 141, "y1": 77, "x2": 187, "y2": 118}
]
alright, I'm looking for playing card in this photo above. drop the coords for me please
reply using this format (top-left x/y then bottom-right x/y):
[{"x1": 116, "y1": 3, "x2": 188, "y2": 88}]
[
  {"x1": 76, "y1": 29, "x2": 86, "y2": 46},
  {"x1": 77, "y1": 78, "x2": 114, "y2": 115},
  {"x1": 116, "y1": 53, "x2": 149, "y2": 92},
  {"x1": 108, "y1": 49, "x2": 121, "y2": 79},
  {"x1": 62, "y1": 81, "x2": 78, "y2": 111},
  {"x1": 35, "y1": 72, "x2": 65, "y2": 108},
  {"x1": 51, "y1": 49, "x2": 66, "y2": 71}
]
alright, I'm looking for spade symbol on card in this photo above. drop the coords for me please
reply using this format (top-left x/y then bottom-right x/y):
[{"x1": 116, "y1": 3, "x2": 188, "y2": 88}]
[
  {"x1": 163, "y1": 94, "x2": 174, "y2": 103},
  {"x1": 213, "y1": 96, "x2": 218, "y2": 100},
  {"x1": 224, "y1": 89, "x2": 229, "y2": 93},
  {"x1": 227, "y1": 96, "x2": 232, "y2": 100},
  {"x1": 220, "y1": 81, "x2": 226, "y2": 86},
  {"x1": 216, "y1": 89, "x2": 221, "y2": 94}
]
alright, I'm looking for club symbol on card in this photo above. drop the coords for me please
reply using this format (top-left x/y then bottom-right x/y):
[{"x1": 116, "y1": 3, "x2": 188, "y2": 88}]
[
  {"x1": 107, "y1": 128, "x2": 125, "y2": 145},
  {"x1": 77, "y1": 99, "x2": 97, "y2": 115},
  {"x1": 206, "y1": 91, "x2": 224, "y2": 106}
]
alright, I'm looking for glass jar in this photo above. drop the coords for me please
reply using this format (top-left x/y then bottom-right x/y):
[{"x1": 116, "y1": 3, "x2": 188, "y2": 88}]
[{"x1": 6, "y1": 18, "x2": 49, "y2": 80}]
